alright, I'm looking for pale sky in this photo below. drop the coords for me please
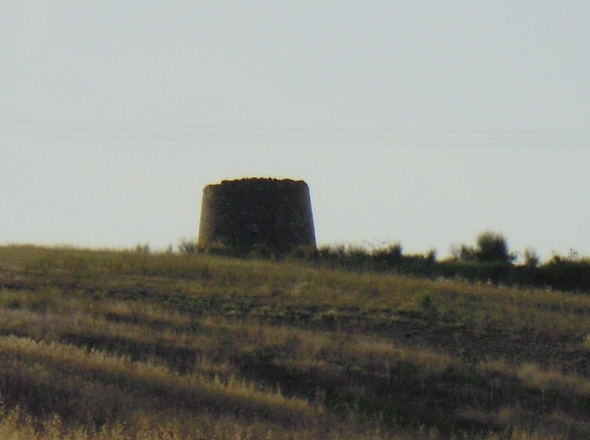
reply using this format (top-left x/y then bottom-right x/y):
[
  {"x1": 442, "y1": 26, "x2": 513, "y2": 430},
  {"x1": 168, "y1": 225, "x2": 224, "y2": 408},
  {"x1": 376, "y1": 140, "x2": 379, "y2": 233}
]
[{"x1": 2, "y1": 2, "x2": 590, "y2": 260}]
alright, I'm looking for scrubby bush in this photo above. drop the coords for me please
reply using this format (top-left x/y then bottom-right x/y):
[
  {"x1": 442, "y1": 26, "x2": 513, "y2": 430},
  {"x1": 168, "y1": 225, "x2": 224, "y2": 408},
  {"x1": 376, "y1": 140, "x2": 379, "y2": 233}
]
[
  {"x1": 177, "y1": 238, "x2": 199, "y2": 254},
  {"x1": 523, "y1": 248, "x2": 540, "y2": 268},
  {"x1": 371, "y1": 243, "x2": 403, "y2": 266},
  {"x1": 452, "y1": 232, "x2": 515, "y2": 265},
  {"x1": 414, "y1": 290, "x2": 434, "y2": 310},
  {"x1": 459, "y1": 244, "x2": 477, "y2": 262},
  {"x1": 475, "y1": 231, "x2": 515, "y2": 263}
]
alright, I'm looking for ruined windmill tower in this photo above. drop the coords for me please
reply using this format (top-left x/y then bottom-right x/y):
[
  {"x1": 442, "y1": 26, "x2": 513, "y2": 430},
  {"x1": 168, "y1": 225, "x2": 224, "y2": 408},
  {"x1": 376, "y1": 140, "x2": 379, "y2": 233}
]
[{"x1": 198, "y1": 178, "x2": 316, "y2": 255}]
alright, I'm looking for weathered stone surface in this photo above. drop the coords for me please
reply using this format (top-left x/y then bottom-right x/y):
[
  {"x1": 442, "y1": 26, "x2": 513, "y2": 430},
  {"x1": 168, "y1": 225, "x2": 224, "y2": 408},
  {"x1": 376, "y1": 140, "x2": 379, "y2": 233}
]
[{"x1": 198, "y1": 178, "x2": 316, "y2": 255}]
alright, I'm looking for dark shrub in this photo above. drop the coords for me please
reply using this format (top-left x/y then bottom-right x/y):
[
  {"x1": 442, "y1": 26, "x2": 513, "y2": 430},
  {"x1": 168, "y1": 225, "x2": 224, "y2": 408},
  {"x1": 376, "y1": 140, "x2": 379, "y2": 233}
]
[{"x1": 475, "y1": 231, "x2": 515, "y2": 264}]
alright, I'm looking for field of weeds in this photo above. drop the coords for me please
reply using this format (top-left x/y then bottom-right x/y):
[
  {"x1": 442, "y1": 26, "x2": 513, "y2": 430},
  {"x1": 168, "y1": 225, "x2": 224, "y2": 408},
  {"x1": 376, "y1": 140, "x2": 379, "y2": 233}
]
[{"x1": 0, "y1": 245, "x2": 589, "y2": 439}]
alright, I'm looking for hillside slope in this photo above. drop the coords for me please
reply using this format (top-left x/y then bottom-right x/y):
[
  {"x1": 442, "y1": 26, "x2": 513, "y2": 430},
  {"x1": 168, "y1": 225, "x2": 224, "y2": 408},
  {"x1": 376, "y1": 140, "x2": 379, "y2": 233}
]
[{"x1": 0, "y1": 246, "x2": 589, "y2": 439}]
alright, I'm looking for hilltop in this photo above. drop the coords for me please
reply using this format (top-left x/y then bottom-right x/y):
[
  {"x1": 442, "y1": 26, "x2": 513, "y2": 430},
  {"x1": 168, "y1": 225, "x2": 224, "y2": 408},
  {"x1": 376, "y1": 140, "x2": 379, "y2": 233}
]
[{"x1": 0, "y1": 245, "x2": 589, "y2": 439}]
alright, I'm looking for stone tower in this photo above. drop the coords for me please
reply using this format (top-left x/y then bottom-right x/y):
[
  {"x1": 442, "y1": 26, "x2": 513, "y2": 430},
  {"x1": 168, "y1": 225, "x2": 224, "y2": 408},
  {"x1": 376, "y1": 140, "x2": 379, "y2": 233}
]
[{"x1": 198, "y1": 178, "x2": 316, "y2": 255}]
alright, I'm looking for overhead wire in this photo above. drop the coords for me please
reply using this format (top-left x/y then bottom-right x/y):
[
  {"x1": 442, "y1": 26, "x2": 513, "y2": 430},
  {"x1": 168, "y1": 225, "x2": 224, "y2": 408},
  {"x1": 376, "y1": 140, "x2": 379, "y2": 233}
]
[{"x1": 1, "y1": 120, "x2": 590, "y2": 147}]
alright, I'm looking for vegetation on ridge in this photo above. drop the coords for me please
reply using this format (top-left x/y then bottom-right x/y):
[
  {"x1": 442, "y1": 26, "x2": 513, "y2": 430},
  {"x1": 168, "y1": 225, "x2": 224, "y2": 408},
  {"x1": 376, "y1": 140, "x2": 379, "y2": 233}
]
[
  {"x1": 0, "y1": 244, "x2": 589, "y2": 439},
  {"x1": 230, "y1": 231, "x2": 590, "y2": 294}
]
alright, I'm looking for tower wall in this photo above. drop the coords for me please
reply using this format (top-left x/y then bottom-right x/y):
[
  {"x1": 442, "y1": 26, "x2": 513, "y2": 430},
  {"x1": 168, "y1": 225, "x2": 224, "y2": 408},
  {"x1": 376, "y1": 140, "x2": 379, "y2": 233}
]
[{"x1": 198, "y1": 178, "x2": 316, "y2": 255}]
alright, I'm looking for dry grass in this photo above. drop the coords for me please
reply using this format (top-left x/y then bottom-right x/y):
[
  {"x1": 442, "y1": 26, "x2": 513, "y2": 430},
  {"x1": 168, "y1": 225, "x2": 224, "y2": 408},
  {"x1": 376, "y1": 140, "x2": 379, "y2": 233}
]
[{"x1": 1, "y1": 245, "x2": 590, "y2": 439}]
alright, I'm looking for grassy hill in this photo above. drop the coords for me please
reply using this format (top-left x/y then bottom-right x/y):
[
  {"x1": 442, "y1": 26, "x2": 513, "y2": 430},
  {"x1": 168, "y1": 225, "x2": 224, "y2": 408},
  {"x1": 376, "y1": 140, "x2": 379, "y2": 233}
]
[{"x1": 0, "y1": 245, "x2": 589, "y2": 439}]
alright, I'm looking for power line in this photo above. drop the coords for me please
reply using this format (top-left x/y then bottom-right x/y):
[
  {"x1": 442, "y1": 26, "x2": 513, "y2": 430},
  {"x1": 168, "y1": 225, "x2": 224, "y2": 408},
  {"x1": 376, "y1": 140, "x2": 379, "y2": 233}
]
[{"x1": 1, "y1": 120, "x2": 590, "y2": 146}]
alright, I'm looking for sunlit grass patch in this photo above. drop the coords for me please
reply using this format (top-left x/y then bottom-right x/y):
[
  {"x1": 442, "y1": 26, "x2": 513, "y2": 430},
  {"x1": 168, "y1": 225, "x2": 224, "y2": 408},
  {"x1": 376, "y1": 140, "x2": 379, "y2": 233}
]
[
  {"x1": 0, "y1": 336, "x2": 322, "y2": 427},
  {"x1": 479, "y1": 358, "x2": 590, "y2": 396},
  {"x1": 456, "y1": 406, "x2": 590, "y2": 440},
  {"x1": 0, "y1": 287, "x2": 62, "y2": 312},
  {"x1": 94, "y1": 300, "x2": 194, "y2": 329}
]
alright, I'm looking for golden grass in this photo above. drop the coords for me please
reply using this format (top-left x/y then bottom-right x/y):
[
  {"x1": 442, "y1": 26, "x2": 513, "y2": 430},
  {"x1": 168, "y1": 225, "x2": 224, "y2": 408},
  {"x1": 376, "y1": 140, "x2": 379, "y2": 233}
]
[
  {"x1": 1, "y1": 245, "x2": 590, "y2": 439},
  {"x1": 479, "y1": 359, "x2": 590, "y2": 396}
]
